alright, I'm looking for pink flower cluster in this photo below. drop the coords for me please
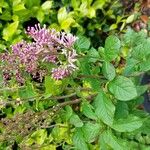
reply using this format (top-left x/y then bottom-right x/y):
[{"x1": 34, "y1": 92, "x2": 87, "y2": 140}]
[{"x1": 0, "y1": 24, "x2": 78, "y2": 83}]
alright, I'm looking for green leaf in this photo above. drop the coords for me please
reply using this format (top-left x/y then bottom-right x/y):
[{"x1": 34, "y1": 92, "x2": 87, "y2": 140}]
[
  {"x1": 69, "y1": 114, "x2": 83, "y2": 127},
  {"x1": 82, "y1": 122, "x2": 101, "y2": 143},
  {"x1": 41, "y1": 1, "x2": 53, "y2": 11},
  {"x1": 13, "y1": 3, "x2": 26, "y2": 12},
  {"x1": 39, "y1": 145, "x2": 56, "y2": 150},
  {"x1": 36, "y1": 9, "x2": 44, "y2": 22},
  {"x1": 109, "y1": 24, "x2": 118, "y2": 30},
  {"x1": 57, "y1": 7, "x2": 67, "y2": 24},
  {"x1": 131, "y1": 41, "x2": 150, "y2": 60},
  {"x1": 13, "y1": 9, "x2": 31, "y2": 22},
  {"x1": 72, "y1": 128, "x2": 89, "y2": 150},
  {"x1": 136, "y1": 85, "x2": 148, "y2": 97},
  {"x1": 44, "y1": 76, "x2": 65, "y2": 96},
  {"x1": 139, "y1": 55, "x2": 150, "y2": 72},
  {"x1": 3, "y1": 21, "x2": 19, "y2": 41},
  {"x1": 87, "y1": 7, "x2": 96, "y2": 18},
  {"x1": 60, "y1": 17, "x2": 75, "y2": 31},
  {"x1": 30, "y1": 129, "x2": 47, "y2": 145},
  {"x1": 24, "y1": 0, "x2": 40, "y2": 8},
  {"x1": 123, "y1": 29, "x2": 146, "y2": 47},
  {"x1": 71, "y1": 0, "x2": 80, "y2": 9},
  {"x1": 92, "y1": 0, "x2": 106, "y2": 9},
  {"x1": 104, "y1": 35, "x2": 121, "y2": 61},
  {"x1": 115, "y1": 102, "x2": 129, "y2": 119},
  {"x1": 61, "y1": 106, "x2": 73, "y2": 122},
  {"x1": 111, "y1": 115, "x2": 143, "y2": 132},
  {"x1": 87, "y1": 47, "x2": 100, "y2": 63},
  {"x1": 102, "y1": 61, "x2": 116, "y2": 81},
  {"x1": 90, "y1": 78, "x2": 101, "y2": 92},
  {"x1": 108, "y1": 76, "x2": 137, "y2": 101},
  {"x1": 99, "y1": 130, "x2": 125, "y2": 150},
  {"x1": 123, "y1": 58, "x2": 139, "y2": 76},
  {"x1": 75, "y1": 36, "x2": 90, "y2": 52},
  {"x1": 0, "y1": 10, "x2": 12, "y2": 21},
  {"x1": 51, "y1": 126, "x2": 69, "y2": 143},
  {"x1": 18, "y1": 83, "x2": 37, "y2": 99},
  {"x1": 126, "y1": 14, "x2": 135, "y2": 24},
  {"x1": 82, "y1": 102, "x2": 97, "y2": 120},
  {"x1": 94, "y1": 91, "x2": 115, "y2": 125}
]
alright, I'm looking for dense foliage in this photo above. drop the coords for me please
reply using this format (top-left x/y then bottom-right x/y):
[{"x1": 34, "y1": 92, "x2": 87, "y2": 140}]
[{"x1": 0, "y1": 0, "x2": 150, "y2": 150}]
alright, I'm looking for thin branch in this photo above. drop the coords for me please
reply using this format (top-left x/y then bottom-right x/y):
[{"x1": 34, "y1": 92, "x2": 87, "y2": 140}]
[
  {"x1": 0, "y1": 86, "x2": 25, "y2": 92},
  {"x1": 0, "y1": 88, "x2": 93, "y2": 106},
  {"x1": 40, "y1": 123, "x2": 68, "y2": 129},
  {"x1": 77, "y1": 74, "x2": 105, "y2": 80},
  {"x1": 58, "y1": 93, "x2": 97, "y2": 108},
  {"x1": 52, "y1": 92, "x2": 76, "y2": 100}
]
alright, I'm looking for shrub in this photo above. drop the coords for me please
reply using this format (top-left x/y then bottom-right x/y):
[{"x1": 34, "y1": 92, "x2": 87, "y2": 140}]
[{"x1": 0, "y1": 24, "x2": 150, "y2": 149}]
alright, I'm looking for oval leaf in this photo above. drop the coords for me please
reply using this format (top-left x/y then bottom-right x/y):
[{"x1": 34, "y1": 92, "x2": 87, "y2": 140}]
[
  {"x1": 111, "y1": 115, "x2": 143, "y2": 132},
  {"x1": 108, "y1": 76, "x2": 137, "y2": 101},
  {"x1": 72, "y1": 128, "x2": 89, "y2": 150},
  {"x1": 75, "y1": 36, "x2": 90, "y2": 52},
  {"x1": 3, "y1": 21, "x2": 19, "y2": 41},
  {"x1": 57, "y1": 7, "x2": 67, "y2": 24},
  {"x1": 102, "y1": 61, "x2": 116, "y2": 81},
  {"x1": 99, "y1": 130, "x2": 126, "y2": 150},
  {"x1": 82, "y1": 102, "x2": 97, "y2": 120},
  {"x1": 69, "y1": 114, "x2": 83, "y2": 127},
  {"x1": 82, "y1": 122, "x2": 101, "y2": 143},
  {"x1": 104, "y1": 35, "x2": 121, "y2": 61},
  {"x1": 94, "y1": 91, "x2": 115, "y2": 126}
]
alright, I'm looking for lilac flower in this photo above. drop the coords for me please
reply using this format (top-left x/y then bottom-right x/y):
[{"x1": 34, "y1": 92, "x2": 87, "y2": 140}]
[
  {"x1": 51, "y1": 67, "x2": 69, "y2": 80},
  {"x1": 1, "y1": 24, "x2": 78, "y2": 83}
]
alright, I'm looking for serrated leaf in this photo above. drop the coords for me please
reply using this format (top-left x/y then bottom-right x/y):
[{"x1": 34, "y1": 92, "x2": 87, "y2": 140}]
[
  {"x1": 69, "y1": 114, "x2": 83, "y2": 127},
  {"x1": 82, "y1": 102, "x2": 97, "y2": 120},
  {"x1": 72, "y1": 128, "x2": 89, "y2": 150},
  {"x1": 104, "y1": 35, "x2": 121, "y2": 61},
  {"x1": 111, "y1": 115, "x2": 143, "y2": 132},
  {"x1": 82, "y1": 122, "x2": 101, "y2": 143},
  {"x1": 94, "y1": 91, "x2": 115, "y2": 125},
  {"x1": 109, "y1": 76, "x2": 137, "y2": 101},
  {"x1": 99, "y1": 130, "x2": 125, "y2": 150},
  {"x1": 102, "y1": 61, "x2": 116, "y2": 81}
]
